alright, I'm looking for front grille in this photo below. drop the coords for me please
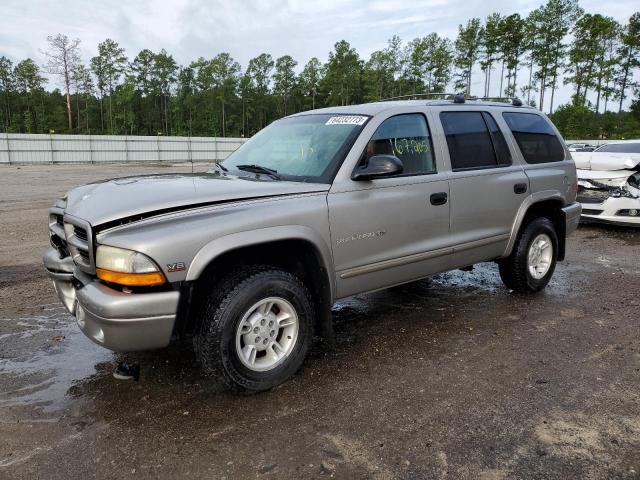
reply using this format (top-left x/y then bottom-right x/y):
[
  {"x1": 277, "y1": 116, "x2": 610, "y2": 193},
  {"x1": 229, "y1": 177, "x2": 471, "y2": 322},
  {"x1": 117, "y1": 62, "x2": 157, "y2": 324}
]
[
  {"x1": 577, "y1": 188, "x2": 609, "y2": 204},
  {"x1": 582, "y1": 209, "x2": 603, "y2": 215},
  {"x1": 48, "y1": 209, "x2": 94, "y2": 272},
  {"x1": 577, "y1": 195, "x2": 607, "y2": 204},
  {"x1": 78, "y1": 250, "x2": 90, "y2": 263},
  {"x1": 64, "y1": 222, "x2": 91, "y2": 270},
  {"x1": 74, "y1": 225, "x2": 88, "y2": 242}
]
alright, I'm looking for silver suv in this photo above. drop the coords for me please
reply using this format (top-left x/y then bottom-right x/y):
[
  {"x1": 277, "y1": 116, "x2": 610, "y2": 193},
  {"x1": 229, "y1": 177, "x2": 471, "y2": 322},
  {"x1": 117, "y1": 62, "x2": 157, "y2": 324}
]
[{"x1": 44, "y1": 99, "x2": 581, "y2": 392}]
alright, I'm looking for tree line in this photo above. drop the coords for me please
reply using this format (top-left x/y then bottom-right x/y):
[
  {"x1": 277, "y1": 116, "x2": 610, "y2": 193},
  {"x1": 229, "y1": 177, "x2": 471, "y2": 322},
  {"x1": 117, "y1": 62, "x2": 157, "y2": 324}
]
[{"x1": 0, "y1": 0, "x2": 639, "y2": 139}]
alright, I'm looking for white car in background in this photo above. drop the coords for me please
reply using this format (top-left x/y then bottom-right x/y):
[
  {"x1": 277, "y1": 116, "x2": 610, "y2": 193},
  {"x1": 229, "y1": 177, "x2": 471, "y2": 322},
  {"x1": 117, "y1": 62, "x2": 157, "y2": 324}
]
[
  {"x1": 567, "y1": 142, "x2": 592, "y2": 152},
  {"x1": 573, "y1": 141, "x2": 640, "y2": 226}
]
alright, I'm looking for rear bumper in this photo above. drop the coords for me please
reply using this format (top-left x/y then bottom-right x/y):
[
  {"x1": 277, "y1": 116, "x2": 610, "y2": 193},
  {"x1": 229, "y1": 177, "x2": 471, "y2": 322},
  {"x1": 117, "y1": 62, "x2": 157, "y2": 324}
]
[
  {"x1": 562, "y1": 202, "x2": 582, "y2": 236},
  {"x1": 44, "y1": 247, "x2": 179, "y2": 352}
]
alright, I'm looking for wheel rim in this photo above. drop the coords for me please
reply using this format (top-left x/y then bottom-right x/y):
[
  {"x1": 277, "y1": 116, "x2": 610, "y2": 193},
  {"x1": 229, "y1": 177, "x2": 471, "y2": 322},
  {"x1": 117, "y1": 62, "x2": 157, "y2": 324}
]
[
  {"x1": 235, "y1": 297, "x2": 299, "y2": 372},
  {"x1": 527, "y1": 233, "x2": 553, "y2": 280}
]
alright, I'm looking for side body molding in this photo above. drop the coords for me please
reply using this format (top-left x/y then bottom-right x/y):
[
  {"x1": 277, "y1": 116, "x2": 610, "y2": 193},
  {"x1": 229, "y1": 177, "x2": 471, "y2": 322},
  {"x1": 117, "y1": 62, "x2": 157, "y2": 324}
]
[
  {"x1": 186, "y1": 225, "x2": 336, "y2": 299},
  {"x1": 502, "y1": 190, "x2": 565, "y2": 258}
]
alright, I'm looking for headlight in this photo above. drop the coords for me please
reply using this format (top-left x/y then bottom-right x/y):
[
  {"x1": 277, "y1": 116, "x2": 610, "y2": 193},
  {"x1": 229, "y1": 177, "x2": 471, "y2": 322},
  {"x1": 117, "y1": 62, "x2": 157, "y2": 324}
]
[{"x1": 96, "y1": 245, "x2": 166, "y2": 287}]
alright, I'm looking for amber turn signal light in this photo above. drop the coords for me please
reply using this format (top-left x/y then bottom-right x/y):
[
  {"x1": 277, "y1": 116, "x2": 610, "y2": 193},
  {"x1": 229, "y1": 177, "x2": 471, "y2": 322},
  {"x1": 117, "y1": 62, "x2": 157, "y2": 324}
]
[{"x1": 96, "y1": 268, "x2": 166, "y2": 287}]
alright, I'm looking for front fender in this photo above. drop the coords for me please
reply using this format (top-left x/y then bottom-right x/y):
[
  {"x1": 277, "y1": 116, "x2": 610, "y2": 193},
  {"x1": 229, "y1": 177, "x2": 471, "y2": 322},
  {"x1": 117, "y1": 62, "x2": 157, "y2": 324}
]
[{"x1": 186, "y1": 225, "x2": 336, "y2": 299}]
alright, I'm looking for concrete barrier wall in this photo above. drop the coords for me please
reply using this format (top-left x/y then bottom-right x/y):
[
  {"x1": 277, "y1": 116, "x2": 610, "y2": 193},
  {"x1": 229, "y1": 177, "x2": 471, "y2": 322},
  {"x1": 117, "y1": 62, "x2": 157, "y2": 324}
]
[
  {"x1": 0, "y1": 133, "x2": 247, "y2": 165},
  {"x1": 0, "y1": 133, "x2": 623, "y2": 166}
]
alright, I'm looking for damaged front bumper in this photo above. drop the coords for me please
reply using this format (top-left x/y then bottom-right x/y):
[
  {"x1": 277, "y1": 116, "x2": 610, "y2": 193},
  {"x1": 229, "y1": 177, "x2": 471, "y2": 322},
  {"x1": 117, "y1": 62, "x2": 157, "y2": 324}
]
[
  {"x1": 44, "y1": 247, "x2": 179, "y2": 352},
  {"x1": 577, "y1": 178, "x2": 640, "y2": 227}
]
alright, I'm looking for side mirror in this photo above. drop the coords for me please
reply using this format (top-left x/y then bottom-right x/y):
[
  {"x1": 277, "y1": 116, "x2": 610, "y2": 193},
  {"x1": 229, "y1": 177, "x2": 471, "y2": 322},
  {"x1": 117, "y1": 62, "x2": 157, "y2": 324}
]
[{"x1": 351, "y1": 155, "x2": 404, "y2": 181}]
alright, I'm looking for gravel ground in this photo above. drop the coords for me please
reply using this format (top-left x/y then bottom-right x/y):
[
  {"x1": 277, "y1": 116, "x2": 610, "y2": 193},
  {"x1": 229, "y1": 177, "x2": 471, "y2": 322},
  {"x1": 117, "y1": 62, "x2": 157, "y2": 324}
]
[{"x1": 0, "y1": 164, "x2": 639, "y2": 480}]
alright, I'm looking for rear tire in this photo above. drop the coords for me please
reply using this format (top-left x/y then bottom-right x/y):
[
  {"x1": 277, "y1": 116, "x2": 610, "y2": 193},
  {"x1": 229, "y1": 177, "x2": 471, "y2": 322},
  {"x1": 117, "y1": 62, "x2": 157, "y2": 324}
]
[
  {"x1": 194, "y1": 266, "x2": 314, "y2": 393},
  {"x1": 498, "y1": 217, "x2": 558, "y2": 293}
]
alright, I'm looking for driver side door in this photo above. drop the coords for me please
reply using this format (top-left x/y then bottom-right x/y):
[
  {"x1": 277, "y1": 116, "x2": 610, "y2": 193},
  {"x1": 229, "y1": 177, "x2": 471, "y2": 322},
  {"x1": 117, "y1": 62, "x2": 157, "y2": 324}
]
[{"x1": 328, "y1": 112, "x2": 452, "y2": 298}]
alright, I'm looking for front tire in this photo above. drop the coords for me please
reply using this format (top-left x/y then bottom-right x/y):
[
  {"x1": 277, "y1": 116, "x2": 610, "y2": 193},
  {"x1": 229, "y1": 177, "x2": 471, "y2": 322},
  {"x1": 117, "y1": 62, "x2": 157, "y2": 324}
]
[
  {"x1": 194, "y1": 267, "x2": 314, "y2": 393},
  {"x1": 499, "y1": 217, "x2": 558, "y2": 293}
]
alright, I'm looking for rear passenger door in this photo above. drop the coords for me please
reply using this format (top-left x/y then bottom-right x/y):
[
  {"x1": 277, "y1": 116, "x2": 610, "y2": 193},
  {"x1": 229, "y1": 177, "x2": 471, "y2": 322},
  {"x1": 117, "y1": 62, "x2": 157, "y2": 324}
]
[{"x1": 438, "y1": 110, "x2": 529, "y2": 267}]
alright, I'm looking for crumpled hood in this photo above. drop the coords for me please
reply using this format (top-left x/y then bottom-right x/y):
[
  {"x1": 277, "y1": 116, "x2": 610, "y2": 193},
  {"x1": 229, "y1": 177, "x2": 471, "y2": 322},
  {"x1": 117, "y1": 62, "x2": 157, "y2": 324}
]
[
  {"x1": 63, "y1": 173, "x2": 328, "y2": 227},
  {"x1": 573, "y1": 151, "x2": 640, "y2": 171},
  {"x1": 576, "y1": 168, "x2": 634, "y2": 187}
]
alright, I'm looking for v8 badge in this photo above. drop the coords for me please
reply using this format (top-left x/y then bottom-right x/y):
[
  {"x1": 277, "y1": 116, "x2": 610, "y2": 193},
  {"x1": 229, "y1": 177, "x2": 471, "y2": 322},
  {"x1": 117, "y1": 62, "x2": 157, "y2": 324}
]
[{"x1": 167, "y1": 262, "x2": 186, "y2": 273}]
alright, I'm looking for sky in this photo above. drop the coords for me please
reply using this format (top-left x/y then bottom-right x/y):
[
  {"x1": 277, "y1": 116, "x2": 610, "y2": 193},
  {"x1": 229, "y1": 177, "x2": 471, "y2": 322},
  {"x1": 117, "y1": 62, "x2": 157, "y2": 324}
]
[{"x1": 1, "y1": 0, "x2": 638, "y2": 109}]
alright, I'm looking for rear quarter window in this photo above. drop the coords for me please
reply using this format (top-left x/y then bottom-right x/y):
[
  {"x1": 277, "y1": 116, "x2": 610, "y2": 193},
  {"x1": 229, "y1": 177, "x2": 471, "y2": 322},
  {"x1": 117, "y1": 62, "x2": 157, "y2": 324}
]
[{"x1": 502, "y1": 112, "x2": 565, "y2": 164}]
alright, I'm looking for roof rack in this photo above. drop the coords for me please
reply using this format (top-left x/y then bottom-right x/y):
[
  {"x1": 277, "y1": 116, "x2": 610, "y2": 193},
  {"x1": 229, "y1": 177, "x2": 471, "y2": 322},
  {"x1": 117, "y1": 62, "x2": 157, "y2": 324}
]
[
  {"x1": 377, "y1": 93, "x2": 524, "y2": 107},
  {"x1": 474, "y1": 96, "x2": 524, "y2": 106},
  {"x1": 377, "y1": 92, "x2": 461, "y2": 102}
]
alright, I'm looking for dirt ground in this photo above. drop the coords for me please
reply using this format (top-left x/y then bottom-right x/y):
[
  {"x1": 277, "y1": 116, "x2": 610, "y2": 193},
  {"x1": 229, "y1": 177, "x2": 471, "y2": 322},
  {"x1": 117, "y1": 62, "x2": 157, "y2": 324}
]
[{"x1": 0, "y1": 164, "x2": 639, "y2": 480}]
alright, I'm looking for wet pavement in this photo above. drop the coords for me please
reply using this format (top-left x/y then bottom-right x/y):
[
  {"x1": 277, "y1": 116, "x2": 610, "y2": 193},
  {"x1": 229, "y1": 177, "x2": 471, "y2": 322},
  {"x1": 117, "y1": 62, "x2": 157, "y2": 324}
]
[{"x1": 1, "y1": 165, "x2": 639, "y2": 479}]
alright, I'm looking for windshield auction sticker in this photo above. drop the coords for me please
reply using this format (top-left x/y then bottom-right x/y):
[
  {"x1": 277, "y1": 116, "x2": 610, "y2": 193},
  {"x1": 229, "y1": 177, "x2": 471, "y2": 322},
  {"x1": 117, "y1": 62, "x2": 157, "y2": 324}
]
[{"x1": 325, "y1": 115, "x2": 368, "y2": 126}]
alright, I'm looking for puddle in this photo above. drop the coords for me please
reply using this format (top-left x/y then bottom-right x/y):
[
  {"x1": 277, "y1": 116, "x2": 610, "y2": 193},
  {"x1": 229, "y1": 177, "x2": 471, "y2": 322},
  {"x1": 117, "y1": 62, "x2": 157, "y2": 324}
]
[
  {"x1": 0, "y1": 262, "x2": 573, "y2": 411},
  {"x1": 331, "y1": 263, "x2": 507, "y2": 329},
  {"x1": 430, "y1": 263, "x2": 504, "y2": 293},
  {"x1": 331, "y1": 262, "x2": 570, "y2": 328},
  {"x1": 0, "y1": 304, "x2": 113, "y2": 411}
]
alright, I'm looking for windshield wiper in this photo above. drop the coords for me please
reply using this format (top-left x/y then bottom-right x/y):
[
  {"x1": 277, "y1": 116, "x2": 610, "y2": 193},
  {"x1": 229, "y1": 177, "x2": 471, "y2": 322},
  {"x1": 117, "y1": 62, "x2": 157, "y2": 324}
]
[
  {"x1": 235, "y1": 164, "x2": 281, "y2": 180},
  {"x1": 210, "y1": 163, "x2": 229, "y2": 175}
]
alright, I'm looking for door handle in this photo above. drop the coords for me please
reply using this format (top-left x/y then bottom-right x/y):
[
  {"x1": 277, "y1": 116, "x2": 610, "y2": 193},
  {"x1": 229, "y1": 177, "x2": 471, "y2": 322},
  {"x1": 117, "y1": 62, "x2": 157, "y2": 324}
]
[
  {"x1": 514, "y1": 183, "x2": 528, "y2": 194},
  {"x1": 430, "y1": 192, "x2": 448, "y2": 206}
]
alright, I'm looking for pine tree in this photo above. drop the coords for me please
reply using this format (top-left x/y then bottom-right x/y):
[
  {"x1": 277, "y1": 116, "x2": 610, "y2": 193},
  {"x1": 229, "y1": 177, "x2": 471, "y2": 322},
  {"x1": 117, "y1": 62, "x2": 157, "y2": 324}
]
[
  {"x1": 617, "y1": 12, "x2": 640, "y2": 112},
  {"x1": 91, "y1": 39, "x2": 127, "y2": 133},
  {"x1": 454, "y1": 18, "x2": 483, "y2": 95},
  {"x1": 273, "y1": 55, "x2": 298, "y2": 115}
]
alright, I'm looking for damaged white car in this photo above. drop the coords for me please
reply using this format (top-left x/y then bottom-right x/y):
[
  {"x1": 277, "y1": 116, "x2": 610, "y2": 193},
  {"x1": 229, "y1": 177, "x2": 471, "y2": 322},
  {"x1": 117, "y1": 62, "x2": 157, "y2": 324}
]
[{"x1": 574, "y1": 141, "x2": 640, "y2": 226}]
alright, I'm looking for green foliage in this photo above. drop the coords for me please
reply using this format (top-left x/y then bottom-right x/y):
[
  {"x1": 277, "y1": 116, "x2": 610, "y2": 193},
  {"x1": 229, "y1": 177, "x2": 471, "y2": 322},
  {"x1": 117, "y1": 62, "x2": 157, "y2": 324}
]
[
  {"x1": 565, "y1": 14, "x2": 619, "y2": 110},
  {"x1": 499, "y1": 14, "x2": 527, "y2": 97},
  {"x1": 454, "y1": 18, "x2": 483, "y2": 94},
  {"x1": 0, "y1": 2, "x2": 639, "y2": 139},
  {"x1": 299, "y1": 57, "x2": 323, "y2": 110},
  {"x1": 273, "y1": 55, "x2": 298, "y2": 115},
  {"x1": 480, "y1": 13, "x2": 503, "y2": 97},
  {"x1": 402, "y1": 33, "x2": 453, "y2": 96},
  {"x1": 528, "y1": 0, "x2": 584, "y2": 111},
  {"x1": 550, "y1": 103, "x2": 640, "y2": 138},
  {"x1": 617, "y1": 13, "x2": 640, "y2": 112},
  {"x1": 320, "y1": 40, "x2": 363, "y2": 107}
]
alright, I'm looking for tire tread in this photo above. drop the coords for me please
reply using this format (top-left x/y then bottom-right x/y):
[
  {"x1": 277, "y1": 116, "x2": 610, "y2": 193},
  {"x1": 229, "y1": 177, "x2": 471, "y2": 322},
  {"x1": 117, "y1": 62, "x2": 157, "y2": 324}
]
[
  {"x1": 194, "y1": 265, "x2": 313, "y2": 393},
  {"x1": 499, "y1": 217, "x2": 557, "y2": 293}
]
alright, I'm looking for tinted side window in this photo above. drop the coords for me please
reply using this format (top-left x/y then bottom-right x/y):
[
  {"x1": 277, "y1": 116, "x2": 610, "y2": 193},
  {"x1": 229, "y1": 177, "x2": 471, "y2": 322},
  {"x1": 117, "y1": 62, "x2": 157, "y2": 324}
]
[
  {"x1": 502, "y1": 113, "x2": 565, "y2": 164},
  {"x1": 365, "y1": 114, "x2": 436, "y2": 175},
  {"x1": 483, "y1": 113, "x2": 511, "y2": 166},
  {"x1": 440, "y1": 112, "x2": 499, "y2": 170}
]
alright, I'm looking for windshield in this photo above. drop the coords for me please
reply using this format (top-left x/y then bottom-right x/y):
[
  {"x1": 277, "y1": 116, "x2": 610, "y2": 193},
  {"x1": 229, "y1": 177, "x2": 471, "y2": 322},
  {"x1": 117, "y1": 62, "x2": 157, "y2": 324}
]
[
  {"x1": 595, "y1": 142, "x2": 640, "y2": 153},
  {"x1": 221, "y1": 114, "x2": 368, "y2": 183}
]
